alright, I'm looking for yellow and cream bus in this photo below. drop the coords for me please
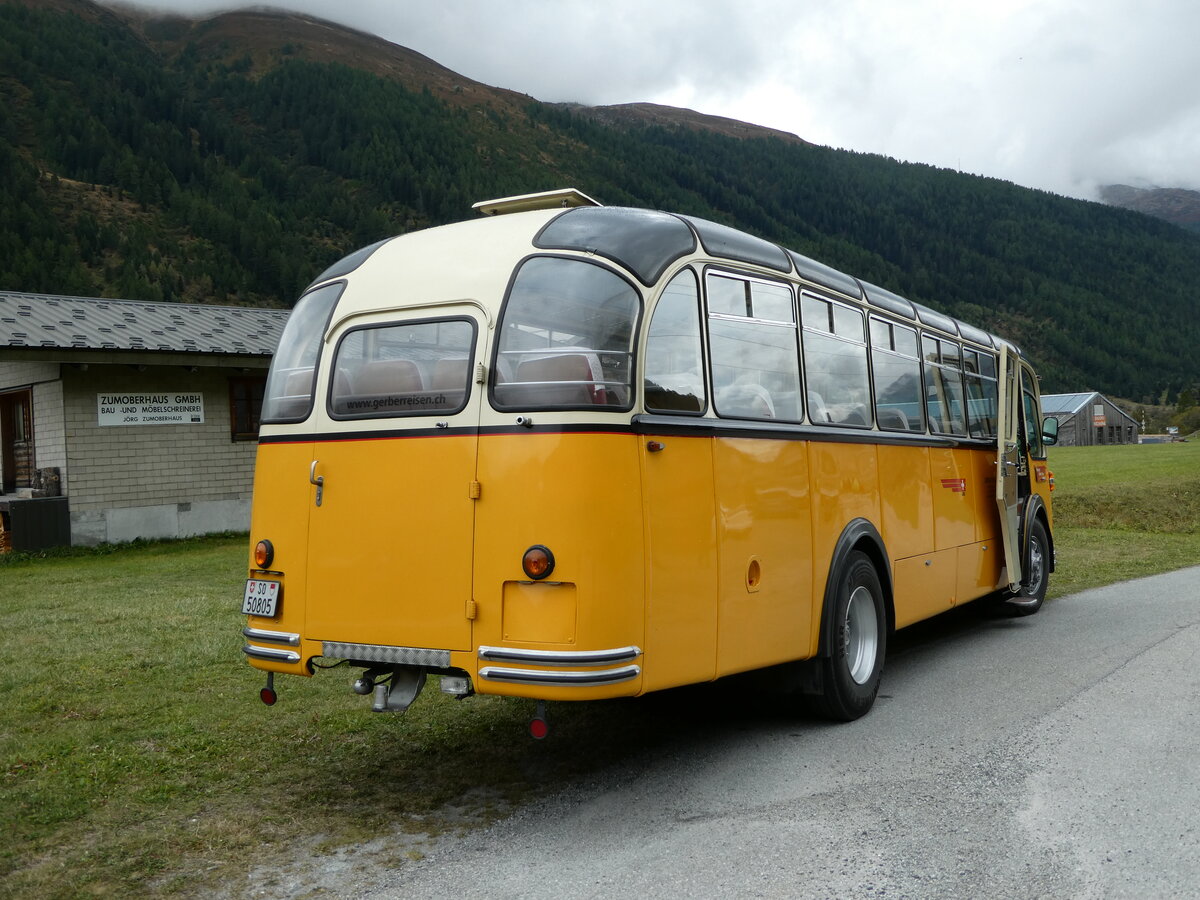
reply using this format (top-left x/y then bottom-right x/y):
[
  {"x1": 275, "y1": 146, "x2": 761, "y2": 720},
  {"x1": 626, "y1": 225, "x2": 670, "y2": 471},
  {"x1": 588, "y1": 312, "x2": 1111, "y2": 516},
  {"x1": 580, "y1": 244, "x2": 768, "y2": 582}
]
[{"x1": 242, "y1": 188, "x2": 1057, "y2": 728}]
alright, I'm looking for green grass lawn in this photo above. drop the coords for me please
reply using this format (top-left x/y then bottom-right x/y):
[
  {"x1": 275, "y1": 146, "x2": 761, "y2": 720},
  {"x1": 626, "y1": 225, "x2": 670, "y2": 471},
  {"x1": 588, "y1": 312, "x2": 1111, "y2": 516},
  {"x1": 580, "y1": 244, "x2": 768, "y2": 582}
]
[
  {"x1": 1045, "y1": 439, "x2": 1200, "y2": 597},
  {"x1": 2, "y1": 440, "x2": 1197, "y2": 896},
  {"x1": 0, "y1": 537, "x2": 689, "y2": 897}
]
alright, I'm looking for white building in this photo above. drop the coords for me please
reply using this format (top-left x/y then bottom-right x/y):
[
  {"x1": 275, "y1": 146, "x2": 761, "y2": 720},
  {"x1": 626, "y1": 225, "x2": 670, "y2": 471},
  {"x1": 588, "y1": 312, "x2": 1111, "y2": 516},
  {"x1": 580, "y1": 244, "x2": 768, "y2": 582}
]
[{"x1": 0, "y1": 292, "x2": 286, "y2": 549}]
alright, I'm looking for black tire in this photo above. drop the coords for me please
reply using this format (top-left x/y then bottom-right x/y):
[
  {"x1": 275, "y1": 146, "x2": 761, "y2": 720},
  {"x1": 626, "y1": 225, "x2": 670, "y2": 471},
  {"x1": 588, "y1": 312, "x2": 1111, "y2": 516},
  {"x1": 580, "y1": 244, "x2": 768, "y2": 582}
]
[
  {"x1": 810, "y1": 551, "x2": 887, "y2": 722},
  {"x1": 1006, "y1": 517, "x2": 1049, "y2": 616}
]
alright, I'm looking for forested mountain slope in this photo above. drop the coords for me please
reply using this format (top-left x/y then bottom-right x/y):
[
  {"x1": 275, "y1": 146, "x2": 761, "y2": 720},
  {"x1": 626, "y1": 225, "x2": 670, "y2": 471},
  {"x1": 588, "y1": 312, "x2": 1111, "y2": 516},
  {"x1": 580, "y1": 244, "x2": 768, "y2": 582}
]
[{"x1": 1, "y1": 0, "x2": 1197, "y2": 402}]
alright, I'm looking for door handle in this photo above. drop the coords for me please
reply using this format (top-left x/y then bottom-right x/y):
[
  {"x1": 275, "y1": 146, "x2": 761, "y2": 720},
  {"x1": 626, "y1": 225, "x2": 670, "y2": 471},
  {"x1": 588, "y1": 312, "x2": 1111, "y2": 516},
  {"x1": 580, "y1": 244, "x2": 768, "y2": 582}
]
[{"x1": 309, "y1": 460, "x2": 324, "y2": 507}]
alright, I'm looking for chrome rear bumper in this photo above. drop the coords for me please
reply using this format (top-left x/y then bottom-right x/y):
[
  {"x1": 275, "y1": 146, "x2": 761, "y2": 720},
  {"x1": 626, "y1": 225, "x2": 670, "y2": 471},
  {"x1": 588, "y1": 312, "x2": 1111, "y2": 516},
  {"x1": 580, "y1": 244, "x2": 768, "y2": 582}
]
[{"x1": 477, "y1": 645, "x2": 641, "y2": 686}]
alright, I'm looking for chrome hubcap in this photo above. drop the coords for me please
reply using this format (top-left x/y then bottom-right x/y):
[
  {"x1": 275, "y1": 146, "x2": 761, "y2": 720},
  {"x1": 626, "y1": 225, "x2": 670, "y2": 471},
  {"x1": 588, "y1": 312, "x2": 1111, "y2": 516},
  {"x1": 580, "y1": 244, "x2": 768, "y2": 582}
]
[
  {"x1": 844, "y1": 585, "x2": 879, "y2": 685},
  {"x1": 1026, "y1": 536, "x2": 1044, "y2": 595}
]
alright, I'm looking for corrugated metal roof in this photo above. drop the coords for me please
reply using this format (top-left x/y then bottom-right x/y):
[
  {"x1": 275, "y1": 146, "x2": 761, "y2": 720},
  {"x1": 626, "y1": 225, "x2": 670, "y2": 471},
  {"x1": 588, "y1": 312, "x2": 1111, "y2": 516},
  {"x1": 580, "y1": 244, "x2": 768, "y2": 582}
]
[
  {"x1": 1042, "y1": 392, "x2": 1139, "y2": 427},
  {"x1": 1041, "y1": 392, "x2": 1097, "y2": 415},
  {"x1": 0, "y1": 292, "x2": 289, "y2": 356}
]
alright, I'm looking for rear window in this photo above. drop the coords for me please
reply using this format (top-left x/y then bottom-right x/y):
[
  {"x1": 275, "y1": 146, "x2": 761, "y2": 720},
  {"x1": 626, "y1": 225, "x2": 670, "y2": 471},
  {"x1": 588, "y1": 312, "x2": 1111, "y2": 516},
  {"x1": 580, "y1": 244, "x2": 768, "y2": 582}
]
[
  {"x1": 492, "y1": 257, "x2": 641, "y2": 411},
  {"x1": 329, "y1": 318, "x2": 476, "y2": 419}
]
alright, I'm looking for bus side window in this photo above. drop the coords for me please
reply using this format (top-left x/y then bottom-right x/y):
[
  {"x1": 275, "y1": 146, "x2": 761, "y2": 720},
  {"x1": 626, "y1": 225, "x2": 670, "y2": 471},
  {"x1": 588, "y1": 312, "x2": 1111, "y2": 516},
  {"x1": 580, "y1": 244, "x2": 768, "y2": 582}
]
[
  {"x1": 644, "y1": 269, "x2": 706, "y2": 414},
  {"x1": 801, "y1": 293, "x2": 871, "y2": 427},
  {"x1": 707, "y1": 274, "x2": 801, "y2": 422},
  {"x1": 923, "y1": 336, "x2": 967, "y2": 436},
  {"x1": 262, "y1": 282, "x2": 344, "y2": 423},
  {"x1": 869, "y1": 317, "x2": 924, "y2": 432},
  {"x1": 1021, "y1": 367, "x2": 1046, "y2": 459},
  {"x1": 963, "y1": 349, "x2": 999, "y2": 438}
]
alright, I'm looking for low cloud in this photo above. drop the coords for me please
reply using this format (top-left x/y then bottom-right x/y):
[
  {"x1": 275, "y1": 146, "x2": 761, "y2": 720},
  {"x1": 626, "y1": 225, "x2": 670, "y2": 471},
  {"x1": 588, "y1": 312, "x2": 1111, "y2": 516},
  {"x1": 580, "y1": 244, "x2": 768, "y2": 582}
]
[{"x1": 105, "y1": 0, "x2": 1200, "y2": 199}]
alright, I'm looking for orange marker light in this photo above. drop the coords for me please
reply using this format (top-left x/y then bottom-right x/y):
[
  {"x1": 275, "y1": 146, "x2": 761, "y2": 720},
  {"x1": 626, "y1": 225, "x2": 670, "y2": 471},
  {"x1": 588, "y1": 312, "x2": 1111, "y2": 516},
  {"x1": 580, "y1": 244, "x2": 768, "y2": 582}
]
[
  {"x1": 522, "y1": 545, "x2": 555, "y2": 580},
  {"x1": 254, "y1": 539, "x2": 275, "y2": 569}
]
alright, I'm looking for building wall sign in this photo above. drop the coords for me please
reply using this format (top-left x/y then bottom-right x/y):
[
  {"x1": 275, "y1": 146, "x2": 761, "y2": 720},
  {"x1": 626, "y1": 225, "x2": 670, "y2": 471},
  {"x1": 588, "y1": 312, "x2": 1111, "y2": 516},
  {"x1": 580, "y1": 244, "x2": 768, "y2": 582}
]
[
  {"x1": 97, "y1": 392, "x2": 205, "y2": 426},
  {"x1": 1092, "y1": 404, "x2": 1106, "y2": 427}
]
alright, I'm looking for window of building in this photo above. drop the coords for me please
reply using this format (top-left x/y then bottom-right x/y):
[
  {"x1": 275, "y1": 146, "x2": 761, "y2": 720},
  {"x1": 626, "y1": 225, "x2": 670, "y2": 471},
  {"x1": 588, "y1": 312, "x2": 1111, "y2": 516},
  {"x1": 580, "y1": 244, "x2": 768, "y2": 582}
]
[{"x1": 229, "y1": 377, "x2": 267, "y2": 441}]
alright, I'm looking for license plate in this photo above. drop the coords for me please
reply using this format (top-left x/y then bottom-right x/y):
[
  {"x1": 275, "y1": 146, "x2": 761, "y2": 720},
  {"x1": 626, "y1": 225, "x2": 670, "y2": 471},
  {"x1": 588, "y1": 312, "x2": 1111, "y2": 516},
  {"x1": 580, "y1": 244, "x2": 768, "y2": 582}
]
[{"x1": 242, "y1": 579, "x2": 281, "y2": 617}]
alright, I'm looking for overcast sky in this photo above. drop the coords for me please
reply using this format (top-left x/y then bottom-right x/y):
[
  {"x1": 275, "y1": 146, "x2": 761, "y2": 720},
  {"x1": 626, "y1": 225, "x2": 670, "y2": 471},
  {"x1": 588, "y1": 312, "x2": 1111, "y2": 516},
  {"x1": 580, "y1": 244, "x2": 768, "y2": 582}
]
[{"x1": 111, "y1": 0, "x2": 1200, "y2": 200}]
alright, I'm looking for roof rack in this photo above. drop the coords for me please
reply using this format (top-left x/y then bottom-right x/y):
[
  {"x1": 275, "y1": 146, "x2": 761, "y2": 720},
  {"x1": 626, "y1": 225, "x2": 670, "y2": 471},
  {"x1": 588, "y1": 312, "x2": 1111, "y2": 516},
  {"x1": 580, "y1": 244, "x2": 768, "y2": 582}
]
[{"x1": 472, "y1": 188, "x2": 601, "y2": 217}]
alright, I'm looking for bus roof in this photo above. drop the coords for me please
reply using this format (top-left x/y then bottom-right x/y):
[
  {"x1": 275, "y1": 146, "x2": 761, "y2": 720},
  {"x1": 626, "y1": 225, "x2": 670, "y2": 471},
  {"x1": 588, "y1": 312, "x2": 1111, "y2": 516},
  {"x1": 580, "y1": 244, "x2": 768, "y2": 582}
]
[
  {"x1": 532, "y1": 203, "x2": 1011, "y2": 352},
  {"x1": 313, "y1": 192, "x2": 1016, "y2": 354}
]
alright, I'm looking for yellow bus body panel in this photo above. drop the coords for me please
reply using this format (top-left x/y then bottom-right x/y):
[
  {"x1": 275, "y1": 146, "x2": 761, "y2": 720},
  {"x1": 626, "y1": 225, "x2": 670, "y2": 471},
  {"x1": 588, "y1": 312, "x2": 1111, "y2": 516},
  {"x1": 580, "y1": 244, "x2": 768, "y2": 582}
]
[
  {"x1": 807, "y1": 442, "x2": 881, "y2": 658},
  {"x1": 930, "y1": 447, "x2": 976, "y2": 550},
  {"x1": 639, "y1": 434, "x2": 718, "y2": 692},
  {"x1": 244, "y1": 441, "x2": 315, "y2": 676},
  {"x1": 713, "y1": 437, "x2": 813, "y2": 675},
  {"x1": 470, "y1": 432, "x2": 646, "y2": 699},
  {"x1": 877, "y1": 444, "x2": 934, "y2": 560}
]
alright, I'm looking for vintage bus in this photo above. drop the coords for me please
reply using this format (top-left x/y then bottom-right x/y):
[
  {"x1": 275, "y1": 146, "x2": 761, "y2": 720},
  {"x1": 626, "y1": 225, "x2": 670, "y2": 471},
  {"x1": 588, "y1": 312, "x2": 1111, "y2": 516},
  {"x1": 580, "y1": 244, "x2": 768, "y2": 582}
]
[{"x1": 242, "y1": 188, "x2": 1057, "y2": 728}]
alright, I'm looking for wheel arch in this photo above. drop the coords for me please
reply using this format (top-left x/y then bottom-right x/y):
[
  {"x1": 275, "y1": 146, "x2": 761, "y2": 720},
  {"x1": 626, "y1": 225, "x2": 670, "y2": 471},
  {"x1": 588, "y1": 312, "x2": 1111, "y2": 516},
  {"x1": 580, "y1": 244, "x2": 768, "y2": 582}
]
[
  {"x1": 1022, "y1": 494, "x2": 1055, "y2": 575},
  {"x1": 816, "y1": 518, "x2": 894, "y2": 658}
]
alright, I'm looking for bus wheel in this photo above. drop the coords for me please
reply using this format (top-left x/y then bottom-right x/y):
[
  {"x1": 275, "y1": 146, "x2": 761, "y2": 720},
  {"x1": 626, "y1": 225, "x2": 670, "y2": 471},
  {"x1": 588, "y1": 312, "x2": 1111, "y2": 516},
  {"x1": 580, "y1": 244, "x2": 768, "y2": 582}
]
[
  {"x1": 1006, "y1": 518, "x2": 1049, "y2": 617},
  {"x1": 811, "y1": 551, "x2": 887, "y2": 722}
]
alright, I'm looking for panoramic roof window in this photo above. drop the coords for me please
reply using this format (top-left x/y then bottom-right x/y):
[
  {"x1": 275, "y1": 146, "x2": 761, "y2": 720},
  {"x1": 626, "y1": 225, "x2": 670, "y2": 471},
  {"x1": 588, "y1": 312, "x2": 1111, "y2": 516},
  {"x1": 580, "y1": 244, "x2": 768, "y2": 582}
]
[
  {"x1": 534, "y1": 207, "x2": 697, "y2": 286},
  {"x1": 306, "y1": 237, "x2": 393, "y2": 290},
  {"x1": 677, "y1": 215, "x2": 790, "y2": 272},
  {"x1": 787, "y1": 249, "x2": 863, "y2": 299}
]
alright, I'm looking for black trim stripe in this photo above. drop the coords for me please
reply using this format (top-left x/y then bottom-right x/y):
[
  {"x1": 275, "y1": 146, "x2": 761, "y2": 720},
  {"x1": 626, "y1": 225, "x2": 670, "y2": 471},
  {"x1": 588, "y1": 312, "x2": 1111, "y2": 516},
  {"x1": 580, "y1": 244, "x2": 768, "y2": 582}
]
[{"x1": 258, "y1": 417, "x2": 995, "y2": 450}]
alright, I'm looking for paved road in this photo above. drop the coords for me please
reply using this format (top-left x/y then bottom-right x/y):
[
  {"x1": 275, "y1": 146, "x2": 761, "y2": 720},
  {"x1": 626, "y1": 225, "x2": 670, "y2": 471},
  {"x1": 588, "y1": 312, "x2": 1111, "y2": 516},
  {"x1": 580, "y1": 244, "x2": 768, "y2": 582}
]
[{"x1": 369, "y1": 567, "x2": 1200, "y2": 899}]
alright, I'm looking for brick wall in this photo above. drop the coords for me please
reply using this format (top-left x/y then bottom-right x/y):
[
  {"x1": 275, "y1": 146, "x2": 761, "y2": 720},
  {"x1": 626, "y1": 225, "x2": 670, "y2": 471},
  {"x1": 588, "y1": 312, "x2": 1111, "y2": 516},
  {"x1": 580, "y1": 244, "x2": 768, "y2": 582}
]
[
  {"x1": 0, "y1": 360, "x2": 60, "y2": 389},
  {"x1": 62, "y1": 364, "x2": 259, "y2": 513},
  {"x1": 33, "y1": 379, "x2": 66, "y2": 481}
]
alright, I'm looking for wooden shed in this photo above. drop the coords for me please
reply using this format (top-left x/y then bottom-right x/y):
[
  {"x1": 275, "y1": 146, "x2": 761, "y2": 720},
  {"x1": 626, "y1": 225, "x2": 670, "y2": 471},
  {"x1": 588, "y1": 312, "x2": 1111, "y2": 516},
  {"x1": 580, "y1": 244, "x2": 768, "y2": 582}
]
[{"x1": 1041, "y1": 392, "x2": 1139, "y2": 446}]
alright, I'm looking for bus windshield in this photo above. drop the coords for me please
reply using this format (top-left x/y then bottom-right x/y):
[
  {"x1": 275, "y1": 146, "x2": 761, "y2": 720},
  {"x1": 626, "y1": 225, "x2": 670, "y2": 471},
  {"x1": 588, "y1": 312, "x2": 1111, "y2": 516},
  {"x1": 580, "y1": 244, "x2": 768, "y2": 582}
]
[{"x1": 492, "y1": 256, "x2": 640, "y2": 411}]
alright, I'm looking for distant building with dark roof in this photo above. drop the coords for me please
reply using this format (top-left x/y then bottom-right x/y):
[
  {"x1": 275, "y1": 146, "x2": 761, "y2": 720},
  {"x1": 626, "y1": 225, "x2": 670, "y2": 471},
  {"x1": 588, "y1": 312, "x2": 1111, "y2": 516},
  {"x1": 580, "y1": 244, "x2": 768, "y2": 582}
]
[
  {"x1": 1041, "y1": 391, "x2": 1139, "y2": 446},
  {"x1": 0, "y1": 292, "x2": 287, "y2": 550}
]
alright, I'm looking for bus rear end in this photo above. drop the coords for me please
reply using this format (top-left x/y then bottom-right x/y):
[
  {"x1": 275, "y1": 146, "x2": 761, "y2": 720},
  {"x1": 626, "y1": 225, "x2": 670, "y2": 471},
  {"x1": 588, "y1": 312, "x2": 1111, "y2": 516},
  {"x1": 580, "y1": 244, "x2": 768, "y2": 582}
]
[{"x1": 241, "y1": 204, "x2": 649, "y2": 716}]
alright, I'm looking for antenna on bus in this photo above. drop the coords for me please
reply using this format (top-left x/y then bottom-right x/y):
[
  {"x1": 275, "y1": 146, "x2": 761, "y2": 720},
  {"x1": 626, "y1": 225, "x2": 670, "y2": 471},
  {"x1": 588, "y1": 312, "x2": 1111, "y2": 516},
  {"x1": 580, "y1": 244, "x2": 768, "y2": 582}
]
[{"x1": 472, "y1": 188, "x2": 602, "y2": 216}]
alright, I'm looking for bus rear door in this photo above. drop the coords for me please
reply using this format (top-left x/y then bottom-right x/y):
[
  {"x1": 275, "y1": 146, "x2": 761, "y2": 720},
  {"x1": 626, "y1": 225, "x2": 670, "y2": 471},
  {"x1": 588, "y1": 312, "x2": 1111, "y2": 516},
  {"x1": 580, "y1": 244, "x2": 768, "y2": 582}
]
[{"x1": 303, "y1": 307, "x2": 485, "y2": 654}]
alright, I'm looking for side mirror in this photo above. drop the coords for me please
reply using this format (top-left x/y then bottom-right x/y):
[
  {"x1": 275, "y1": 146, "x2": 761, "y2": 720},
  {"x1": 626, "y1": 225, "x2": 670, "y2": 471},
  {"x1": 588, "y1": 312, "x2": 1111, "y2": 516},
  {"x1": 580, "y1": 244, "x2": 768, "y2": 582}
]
[{"x1": 1042, "y1": 416, "x2": 1059, "y2": 446}]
